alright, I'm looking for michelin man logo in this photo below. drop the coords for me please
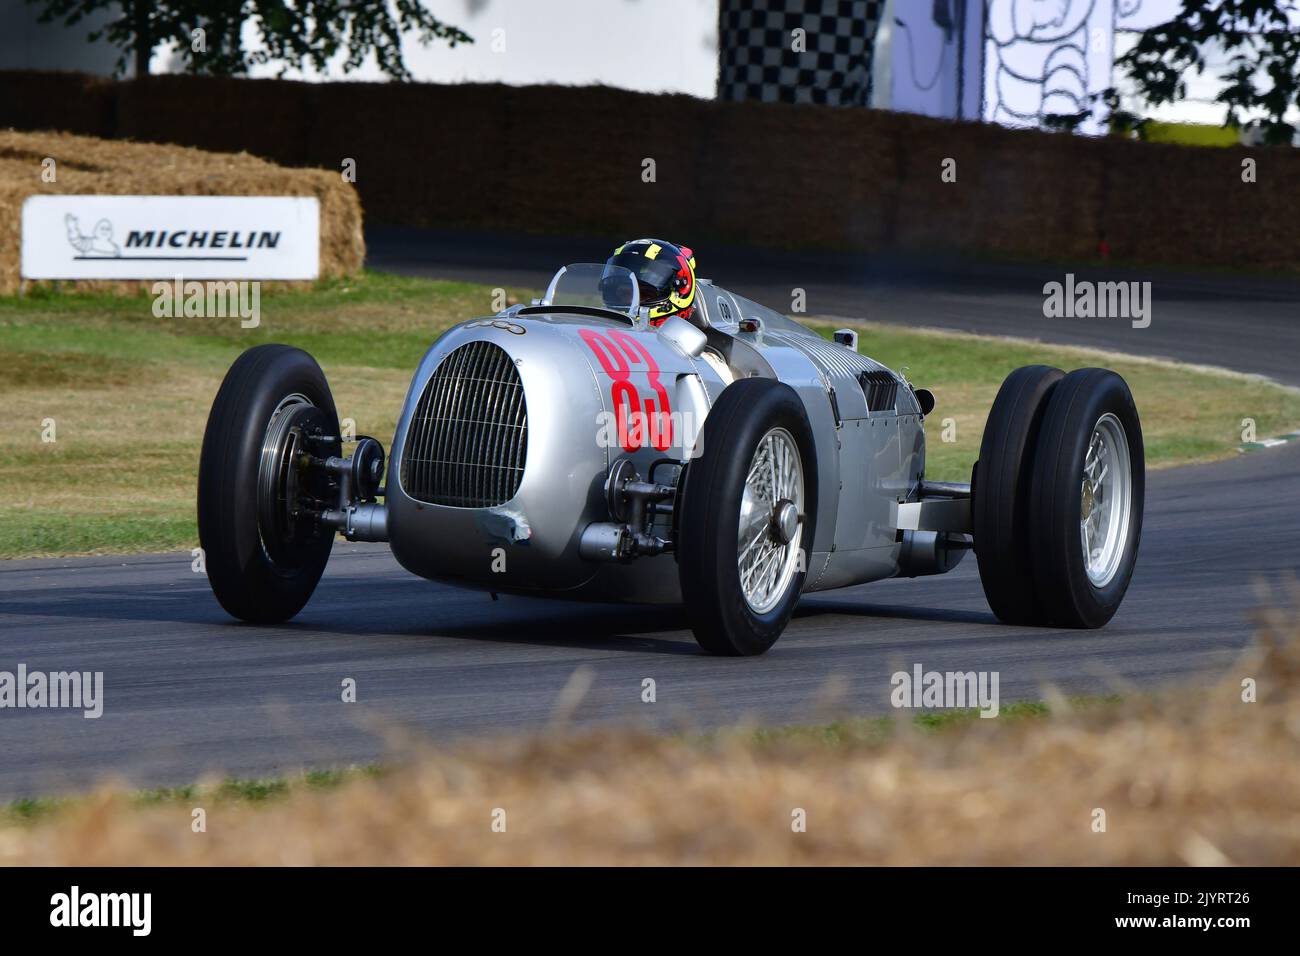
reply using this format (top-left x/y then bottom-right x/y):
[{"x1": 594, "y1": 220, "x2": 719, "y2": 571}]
[
  {"x1": 65, "y1": 214, "x2": 121, "y2": 257},
  {"x1": 986, "y1": 0, "x2": 1144, "y2": 129}
]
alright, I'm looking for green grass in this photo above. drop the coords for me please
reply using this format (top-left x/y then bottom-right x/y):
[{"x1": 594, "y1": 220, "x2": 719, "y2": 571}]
[
  {"x1": 2, "y1": 766, "x2": 381, "y2": 826},
  {"x1": 3, "y1": 270, "x2": 1298, "y2": 558},
  {"x1": 746, "y1": 698, "x2": 1100, "y2": 747},
  {"x1": 1, "y1": 271, "x2": 524, "y2": 557}
]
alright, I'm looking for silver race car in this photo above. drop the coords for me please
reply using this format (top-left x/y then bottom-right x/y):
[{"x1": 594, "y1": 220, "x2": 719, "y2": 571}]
[{"x1": 198, "y1": 256, "x2": 1144, "y2": 655}]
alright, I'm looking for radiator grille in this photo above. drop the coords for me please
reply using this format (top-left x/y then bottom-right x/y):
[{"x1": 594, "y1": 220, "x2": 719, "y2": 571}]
[{"x1": 400, "y1": 341, "x2": 528, "y2": 507}]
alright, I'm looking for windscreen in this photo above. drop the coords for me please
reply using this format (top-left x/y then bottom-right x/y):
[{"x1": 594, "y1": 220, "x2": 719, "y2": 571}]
[{"x1": 542, "y1": 263, "x2": 640, "y2": 319}]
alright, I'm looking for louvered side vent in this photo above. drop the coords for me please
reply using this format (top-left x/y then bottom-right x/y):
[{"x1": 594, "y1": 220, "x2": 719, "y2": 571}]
[
  {"x1": 400, "y1": 341, "x2": 528, "y2": 507},
  {"x1": 766, "y1": 330, "x2": 892, "y2": 378},
  {"x1": 858, "y1": 370, "x2": 899, "y2": 414}
]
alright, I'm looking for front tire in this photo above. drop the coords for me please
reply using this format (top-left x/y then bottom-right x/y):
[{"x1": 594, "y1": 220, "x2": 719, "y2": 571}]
[
  {"x1": 197, "y1": 345, "x2": 340, "y2": 624},
  {"x1": 677, "y1": 378, "x2": 818, "y2": 656}
]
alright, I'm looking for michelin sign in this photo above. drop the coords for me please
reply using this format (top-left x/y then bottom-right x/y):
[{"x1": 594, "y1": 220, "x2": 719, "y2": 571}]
[{"x1": 21, "y1": 195, "x2": 320, "y2": 280}]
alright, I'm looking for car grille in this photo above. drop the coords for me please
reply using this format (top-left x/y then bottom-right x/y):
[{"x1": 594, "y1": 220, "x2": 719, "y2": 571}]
[{"x1": 400, "y1": 341, "x2": 528, "y2": 507}]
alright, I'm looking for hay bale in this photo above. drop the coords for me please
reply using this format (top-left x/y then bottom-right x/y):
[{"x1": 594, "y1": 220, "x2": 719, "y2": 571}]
[{"x1": 0, "y1": 129, "x2": 364, "y2": 295}]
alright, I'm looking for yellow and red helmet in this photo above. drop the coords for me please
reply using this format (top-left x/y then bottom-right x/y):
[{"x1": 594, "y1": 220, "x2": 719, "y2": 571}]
[{"x1": 606, "y1": 239, "x2": 696, "y2": 326}]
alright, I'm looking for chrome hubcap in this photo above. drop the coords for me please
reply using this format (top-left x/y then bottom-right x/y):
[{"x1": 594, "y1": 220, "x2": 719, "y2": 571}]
[
  {"x1": 738, "y1": 427, "x2": 805, "y2": 614},
  {"x1": 1080, "y1": 412, "x2": 1132, "y2": 588},
  {"x1": 774, "y1": 499, "x2": 799, "y2": 544}
]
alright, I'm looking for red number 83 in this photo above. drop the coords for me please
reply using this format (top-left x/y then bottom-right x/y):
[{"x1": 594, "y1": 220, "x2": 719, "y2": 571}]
[{"x1": 579, "y1": 328, "x2": 673, "y2": 452}]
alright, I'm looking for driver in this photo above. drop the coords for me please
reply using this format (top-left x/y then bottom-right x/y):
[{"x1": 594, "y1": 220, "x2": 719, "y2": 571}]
[{"x1": 603, "y1": 238, "x2": 698, "y2": 327}]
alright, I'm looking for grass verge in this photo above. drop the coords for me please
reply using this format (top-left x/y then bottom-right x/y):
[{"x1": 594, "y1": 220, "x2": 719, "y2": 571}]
[{"x1": 4, "y1": 271, "x2": 1298, "y2": 558}]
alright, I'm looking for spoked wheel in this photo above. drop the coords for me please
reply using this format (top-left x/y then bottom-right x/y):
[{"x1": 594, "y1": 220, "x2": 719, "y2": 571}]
[
  {"x1": 1079, "y1": 413, "x2": 1134, "y2": 589},
  {"x1": 198, "y1": 345, "x2": 341, "y2": 623},
  {"x1": 1029, "y1": 368, "x2": 1144, "y2": 628},
  {"x1": 678, "y1": 378, "x2": 818, "y2": 656},
  {"x1": 738, "y1": 428, "x2": 806, "y2": 616}
]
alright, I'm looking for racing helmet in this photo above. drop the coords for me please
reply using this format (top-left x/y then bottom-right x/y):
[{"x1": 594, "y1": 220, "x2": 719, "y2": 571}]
[{"x1": 604, "y1": 238, "x2": 697, "y2": 326}]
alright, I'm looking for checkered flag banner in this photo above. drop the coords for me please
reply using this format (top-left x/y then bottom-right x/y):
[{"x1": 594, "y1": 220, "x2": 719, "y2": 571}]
[{"x1": 718, "y1": 0, "x2": 884, "y2": 106}]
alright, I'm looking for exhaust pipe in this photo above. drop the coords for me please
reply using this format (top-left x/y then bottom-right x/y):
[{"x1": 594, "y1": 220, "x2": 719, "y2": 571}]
[{"x1": 897, "y1": 530, "x2": 970, "y2": 578}]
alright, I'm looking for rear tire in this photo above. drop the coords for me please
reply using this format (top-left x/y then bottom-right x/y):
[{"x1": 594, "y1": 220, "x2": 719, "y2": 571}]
[
  {"x1": 677, "y1": 379, "x2": 818, "y2": 656},
  {"x1": 197, "y1": 345, "x2": 340, "y2": 624},
  {"x1": 973, "y1": 365, "x2": 1064, "y2": 624},
  {"x1": 1029, "y1": 368, "x2": 1144, "y2": 628}
]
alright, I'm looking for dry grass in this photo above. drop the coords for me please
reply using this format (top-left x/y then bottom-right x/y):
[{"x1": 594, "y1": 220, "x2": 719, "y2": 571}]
[
  {"x1": 4, "y1": 356, "x2": 412, "y2": 556},
  {"x1": 0, "y1": 129, "x2": 364, "y2": 294},
  {"x1": 4, "y1": 599, "x2": 1299, "y2": 866}
]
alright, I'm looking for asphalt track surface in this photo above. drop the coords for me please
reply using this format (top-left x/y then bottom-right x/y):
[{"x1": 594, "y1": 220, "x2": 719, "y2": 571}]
[{"x1": 1, "y1": 230, "x2": 1297, "y2": 797}]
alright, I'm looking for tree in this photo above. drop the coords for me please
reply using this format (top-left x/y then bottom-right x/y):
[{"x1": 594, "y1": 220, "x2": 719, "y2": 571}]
[
  {"x1": 1117, "y1": 0, "x2": 1300, "y2": 145},
  {"x1": 26, "y1": 0, "x2": 472, "y2": 80}
]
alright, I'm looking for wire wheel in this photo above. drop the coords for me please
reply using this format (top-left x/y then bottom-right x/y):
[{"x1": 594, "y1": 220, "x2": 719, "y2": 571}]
[
  {"x1": 737, "y1": 427, "x2": 805, "y2": 615},
  {"x1": 1080, "y1": 412, "x2": 1132, "y2": 588},
  {"x1": 678, "y1": 378, "x2": 817, "y2": 655}
]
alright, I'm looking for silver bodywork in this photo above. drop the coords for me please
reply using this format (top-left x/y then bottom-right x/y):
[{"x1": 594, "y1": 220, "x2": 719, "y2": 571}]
[{"x1": 383, "y1": 278, "x2": 960, "y2": 604}]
